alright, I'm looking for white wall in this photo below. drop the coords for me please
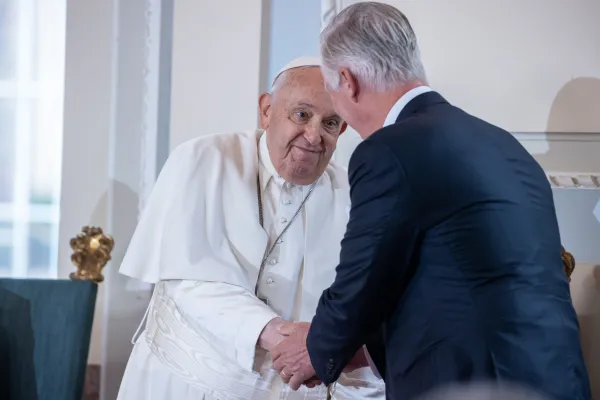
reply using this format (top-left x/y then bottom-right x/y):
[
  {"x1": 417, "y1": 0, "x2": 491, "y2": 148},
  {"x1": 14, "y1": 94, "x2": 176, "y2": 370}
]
[
  {"x1": 169, "y1": 0, "x2": 268, "y2": 148},
  {"x1": 337, "y1": 0, "x2": 599, "y2": 132}
]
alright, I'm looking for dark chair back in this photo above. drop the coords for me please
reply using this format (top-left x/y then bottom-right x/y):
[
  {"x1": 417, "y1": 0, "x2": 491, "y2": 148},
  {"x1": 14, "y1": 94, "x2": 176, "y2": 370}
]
[{"x1": 0, "y1": 279, "x2": 97, "y2": 400}]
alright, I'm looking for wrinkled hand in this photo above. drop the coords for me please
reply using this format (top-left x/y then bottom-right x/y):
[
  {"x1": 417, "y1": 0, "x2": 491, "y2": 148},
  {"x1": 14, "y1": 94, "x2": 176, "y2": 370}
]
[
  {"x1": 258, "y1": 317, "x2": 284, "y2": 352},
  {"x1": 303, "y1": 377, "x2": 322, "y2": 389},
  {"x1": 271, "y1": 321, "x2": 316, "y2": 390}
]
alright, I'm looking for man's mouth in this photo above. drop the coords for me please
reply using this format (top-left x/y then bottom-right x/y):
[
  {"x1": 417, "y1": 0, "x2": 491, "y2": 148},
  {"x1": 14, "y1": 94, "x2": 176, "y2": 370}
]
[{"x1": 293, "y1": 145, "x2": 321, "y2": 154}]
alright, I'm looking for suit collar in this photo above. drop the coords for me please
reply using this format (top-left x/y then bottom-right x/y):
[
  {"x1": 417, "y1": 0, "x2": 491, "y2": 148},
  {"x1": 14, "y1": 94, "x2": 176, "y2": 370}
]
[
  {"x1": 396, "y1": 91, "x2": 449, "y2": 123},
  {"x1": 383, "y1": 86, "x2": 433, "y2": 127}
]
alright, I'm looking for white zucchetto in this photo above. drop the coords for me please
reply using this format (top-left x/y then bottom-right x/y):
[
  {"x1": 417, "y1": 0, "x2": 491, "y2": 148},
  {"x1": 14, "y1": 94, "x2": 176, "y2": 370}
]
[{"x1": 271, "y1": 56, "x2": 321, "y2": 87}]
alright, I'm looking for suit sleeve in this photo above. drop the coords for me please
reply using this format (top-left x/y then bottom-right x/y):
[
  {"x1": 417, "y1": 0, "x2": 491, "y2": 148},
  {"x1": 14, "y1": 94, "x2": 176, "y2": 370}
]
[
  {"x1": 306, "y1": 139, "x2": 419, "y2": 384},
  {"x1": 164, "y1": 280, "x2": 279, "y2": 372}
]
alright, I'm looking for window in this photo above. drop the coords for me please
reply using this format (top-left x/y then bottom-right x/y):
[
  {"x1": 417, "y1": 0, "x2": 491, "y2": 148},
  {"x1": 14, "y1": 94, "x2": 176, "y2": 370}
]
[{"x1": 0, "y1": 0, "x2": 66, "y2": 278}]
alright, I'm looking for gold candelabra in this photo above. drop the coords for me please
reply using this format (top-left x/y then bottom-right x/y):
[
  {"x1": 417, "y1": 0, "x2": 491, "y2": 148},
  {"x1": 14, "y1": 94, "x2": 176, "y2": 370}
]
[
  {"x1": 69, "y1": 226, "x2": 114, "y2": 283},
  {"x1": 561, "y1": 246, "x2": 575, "y2": 282}
]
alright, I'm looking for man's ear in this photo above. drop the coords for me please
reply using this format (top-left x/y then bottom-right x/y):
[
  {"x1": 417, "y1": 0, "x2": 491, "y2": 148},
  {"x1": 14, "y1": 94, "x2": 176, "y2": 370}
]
[
  {"x1": 339, "y1": 121, "x2": 348, "y2": 135},
  {"x1": 258, "y1": 93, "x2": 272, "y2": 129},
  {"x1": 340, "y1": 68, "x2": 360, "y2": 103}
]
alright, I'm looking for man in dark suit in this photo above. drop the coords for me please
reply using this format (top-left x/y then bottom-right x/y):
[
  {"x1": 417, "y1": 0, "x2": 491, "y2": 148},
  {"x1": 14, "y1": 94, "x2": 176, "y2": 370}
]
[{"x1": 271, "y1": 2, "x2": 591, "y2": 399}]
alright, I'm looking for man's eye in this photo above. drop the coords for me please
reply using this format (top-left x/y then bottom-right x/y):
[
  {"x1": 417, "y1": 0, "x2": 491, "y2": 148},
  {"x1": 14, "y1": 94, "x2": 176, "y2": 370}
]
[
  {"x1": 296, "y1": 111, "x2": 309, "y2": 120},
  {"x1": 325, "y1": 120, "x2": 339, "y2": 128}
]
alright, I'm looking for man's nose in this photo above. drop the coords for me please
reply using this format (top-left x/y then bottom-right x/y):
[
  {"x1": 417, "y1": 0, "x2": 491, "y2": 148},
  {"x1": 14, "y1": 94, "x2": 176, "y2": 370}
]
[{"x1": 304, "y1": 124, "x2": 322, "y2": 146}]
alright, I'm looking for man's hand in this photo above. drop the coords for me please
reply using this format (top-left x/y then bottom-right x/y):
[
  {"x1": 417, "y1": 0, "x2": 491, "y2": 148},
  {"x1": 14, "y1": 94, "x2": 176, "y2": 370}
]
[
  {"x1": 303, "y1": 377, "x2": 322, "y2": 389},
  {"x1": 258, "y1": 317, "x2": 284, "y2": 352},
  {"x1": 271, "y1": 321, "x2": 316, "y2": 390}
]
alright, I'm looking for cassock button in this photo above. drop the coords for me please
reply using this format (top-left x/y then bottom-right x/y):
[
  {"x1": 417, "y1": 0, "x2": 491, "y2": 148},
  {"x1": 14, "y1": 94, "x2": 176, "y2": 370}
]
[
  {"x1": 269, "y1": 259, "x2": 277, "y2": 265},
  {"x1": 266, "y1": 278, "x2": 274, "y2": 285},
  {"x1": 280, "y1": 217, "x2": 287, "y2": 223},
  {"x1": 282, "y1": 199, "x2": 291, "y2": 205}
]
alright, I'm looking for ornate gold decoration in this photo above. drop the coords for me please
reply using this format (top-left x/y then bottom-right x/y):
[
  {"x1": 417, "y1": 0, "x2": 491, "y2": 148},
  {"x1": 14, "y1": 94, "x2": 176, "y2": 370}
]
[
  {"x1": 561, "y1": 246, "x2": 575, "y2": 282},
  {"x1": 70, "y1": 226, "x2": 114, "y2": 283}
]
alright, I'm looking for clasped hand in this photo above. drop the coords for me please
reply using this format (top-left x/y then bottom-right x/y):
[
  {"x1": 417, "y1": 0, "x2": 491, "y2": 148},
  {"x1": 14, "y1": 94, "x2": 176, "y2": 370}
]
[
  {"x1": 271, "y1": 321, "x2": 368, "y2": 391},
  {"x1": 271, "y1": 321, "x2": 317, "y2": 390}
]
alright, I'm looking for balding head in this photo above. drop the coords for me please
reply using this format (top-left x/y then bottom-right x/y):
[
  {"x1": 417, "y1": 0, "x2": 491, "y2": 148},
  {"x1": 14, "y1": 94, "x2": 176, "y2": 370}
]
[
  {"x1": 258, "y1": 59, "x2": 346, "y2": 185},
  {"x1": 270, "y1": 56, "x2": 321, "y2": 95}
]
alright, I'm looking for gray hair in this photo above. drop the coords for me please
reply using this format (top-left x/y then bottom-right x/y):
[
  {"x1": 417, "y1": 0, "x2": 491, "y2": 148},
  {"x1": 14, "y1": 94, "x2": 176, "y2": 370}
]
[{"x1": 320, "y1": 2, "x2": 426, "y2": 92}]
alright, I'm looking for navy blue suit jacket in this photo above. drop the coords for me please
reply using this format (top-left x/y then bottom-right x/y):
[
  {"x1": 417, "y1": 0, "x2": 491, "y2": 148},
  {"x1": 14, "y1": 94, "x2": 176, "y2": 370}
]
[{"x1": 306, "y1": 92, "x2": 591, "y2": 399}]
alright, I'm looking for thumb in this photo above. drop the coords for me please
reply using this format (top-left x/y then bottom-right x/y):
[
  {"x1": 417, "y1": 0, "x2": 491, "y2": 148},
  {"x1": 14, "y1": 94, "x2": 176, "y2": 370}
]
[{"x1": 277, "y1": 321, "x2": 296, "y2": 335}]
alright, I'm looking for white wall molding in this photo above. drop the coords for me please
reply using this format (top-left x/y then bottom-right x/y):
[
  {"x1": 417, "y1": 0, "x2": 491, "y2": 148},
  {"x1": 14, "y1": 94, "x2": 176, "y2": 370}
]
[
  {"x1": 63, "y1": 0, "x2": 171, "y2": 397},
  {"x1": 513, "y1": 132, "x2": 600, "y2": 142},
  {"x1": 100, "y1": 0, "x2": 173, "y2": 399},
  {"x1": 515, "y1": 132, "x2": 600, "y2": 190},
  {"x1": 138, "y1": 0, "x2": 162, "y2": 215},
  {"x1": 547, "y1": 173, "x2": 600, "y2": 189},
  {"x1": 514, "y1": 132, "x2": 600, "y2": 186}
]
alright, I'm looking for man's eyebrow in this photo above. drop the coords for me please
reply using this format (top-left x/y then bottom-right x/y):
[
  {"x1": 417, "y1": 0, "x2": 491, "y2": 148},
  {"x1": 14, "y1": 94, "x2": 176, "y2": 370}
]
[
  {"x1": 294, "y1": 102, "x2": 341, "y2": 119},
  {"x1": 295, "y1": 102, "x2": 315, "y2": 109}
]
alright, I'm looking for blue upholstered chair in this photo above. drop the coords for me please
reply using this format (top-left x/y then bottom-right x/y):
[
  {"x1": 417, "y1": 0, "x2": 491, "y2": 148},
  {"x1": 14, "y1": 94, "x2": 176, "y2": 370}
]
[
  {"x1": 0, "y1": 226, "x2": 112, "y2": 400},
  {"x1": 0, "y1": 279, "x2": 97, "y2": 400}
]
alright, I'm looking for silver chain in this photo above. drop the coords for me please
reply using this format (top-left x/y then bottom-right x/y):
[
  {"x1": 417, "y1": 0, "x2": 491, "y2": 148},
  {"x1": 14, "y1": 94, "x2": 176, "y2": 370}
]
[{"x1": 254, "y1": 175, "x2": 317, "y2": 297}]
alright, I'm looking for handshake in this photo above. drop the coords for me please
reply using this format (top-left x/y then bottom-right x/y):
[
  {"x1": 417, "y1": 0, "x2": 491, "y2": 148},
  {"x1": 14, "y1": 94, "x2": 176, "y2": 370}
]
[{"x1": 259, "y1": 318, "x2": 369, "y2": 390}]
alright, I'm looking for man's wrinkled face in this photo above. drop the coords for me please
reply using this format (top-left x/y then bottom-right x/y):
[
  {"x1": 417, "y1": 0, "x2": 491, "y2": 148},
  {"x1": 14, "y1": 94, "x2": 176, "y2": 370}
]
[
  {"x1": 323, "y1": 68, "x2": 369, "y2": 137},
  {"x1": 327, "y1": 88, "x2": 357, "y2": 132},
  {"x1": 258, "y1": 67, "x2": 346, "y2": 185}
]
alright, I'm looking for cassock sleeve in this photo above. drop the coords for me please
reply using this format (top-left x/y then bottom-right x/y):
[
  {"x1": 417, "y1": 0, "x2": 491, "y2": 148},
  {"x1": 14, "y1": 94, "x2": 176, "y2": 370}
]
[
  {"x1": 306, "y1": 139, "x2": 419, "y2": 384},
  {"x1": 164, "y1": 280, "x2": 279, "y2": 372}
]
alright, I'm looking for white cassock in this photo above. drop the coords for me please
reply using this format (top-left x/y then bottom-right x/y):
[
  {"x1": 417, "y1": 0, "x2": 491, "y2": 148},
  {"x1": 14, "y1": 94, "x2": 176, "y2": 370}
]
[{"x1": 116, "y1": 130, "x2": 385, "y2": 399}]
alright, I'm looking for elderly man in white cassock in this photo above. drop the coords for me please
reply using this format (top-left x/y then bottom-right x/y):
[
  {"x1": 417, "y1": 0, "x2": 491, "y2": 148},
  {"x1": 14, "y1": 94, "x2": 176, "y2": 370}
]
[{"x1": 116, "y1": 57, "x2": 385, "y2": 400}]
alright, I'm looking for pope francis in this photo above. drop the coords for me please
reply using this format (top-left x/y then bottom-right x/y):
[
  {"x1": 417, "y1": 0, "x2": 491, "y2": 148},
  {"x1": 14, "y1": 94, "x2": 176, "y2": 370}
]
[{"x1": 116, "y1": 57, "x2": 384, "y2": 400}]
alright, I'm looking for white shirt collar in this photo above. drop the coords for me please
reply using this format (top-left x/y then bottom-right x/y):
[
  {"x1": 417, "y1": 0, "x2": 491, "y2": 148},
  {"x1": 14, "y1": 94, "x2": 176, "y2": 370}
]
[{"x1": 383, "y1": 86, "x2": 433, "y2": 128}]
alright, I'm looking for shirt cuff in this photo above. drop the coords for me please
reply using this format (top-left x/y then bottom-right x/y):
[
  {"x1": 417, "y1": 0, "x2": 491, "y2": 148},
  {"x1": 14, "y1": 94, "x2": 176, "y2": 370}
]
[{"x1": 363, "y1": 346, "x2": 382, "y2": 379}]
